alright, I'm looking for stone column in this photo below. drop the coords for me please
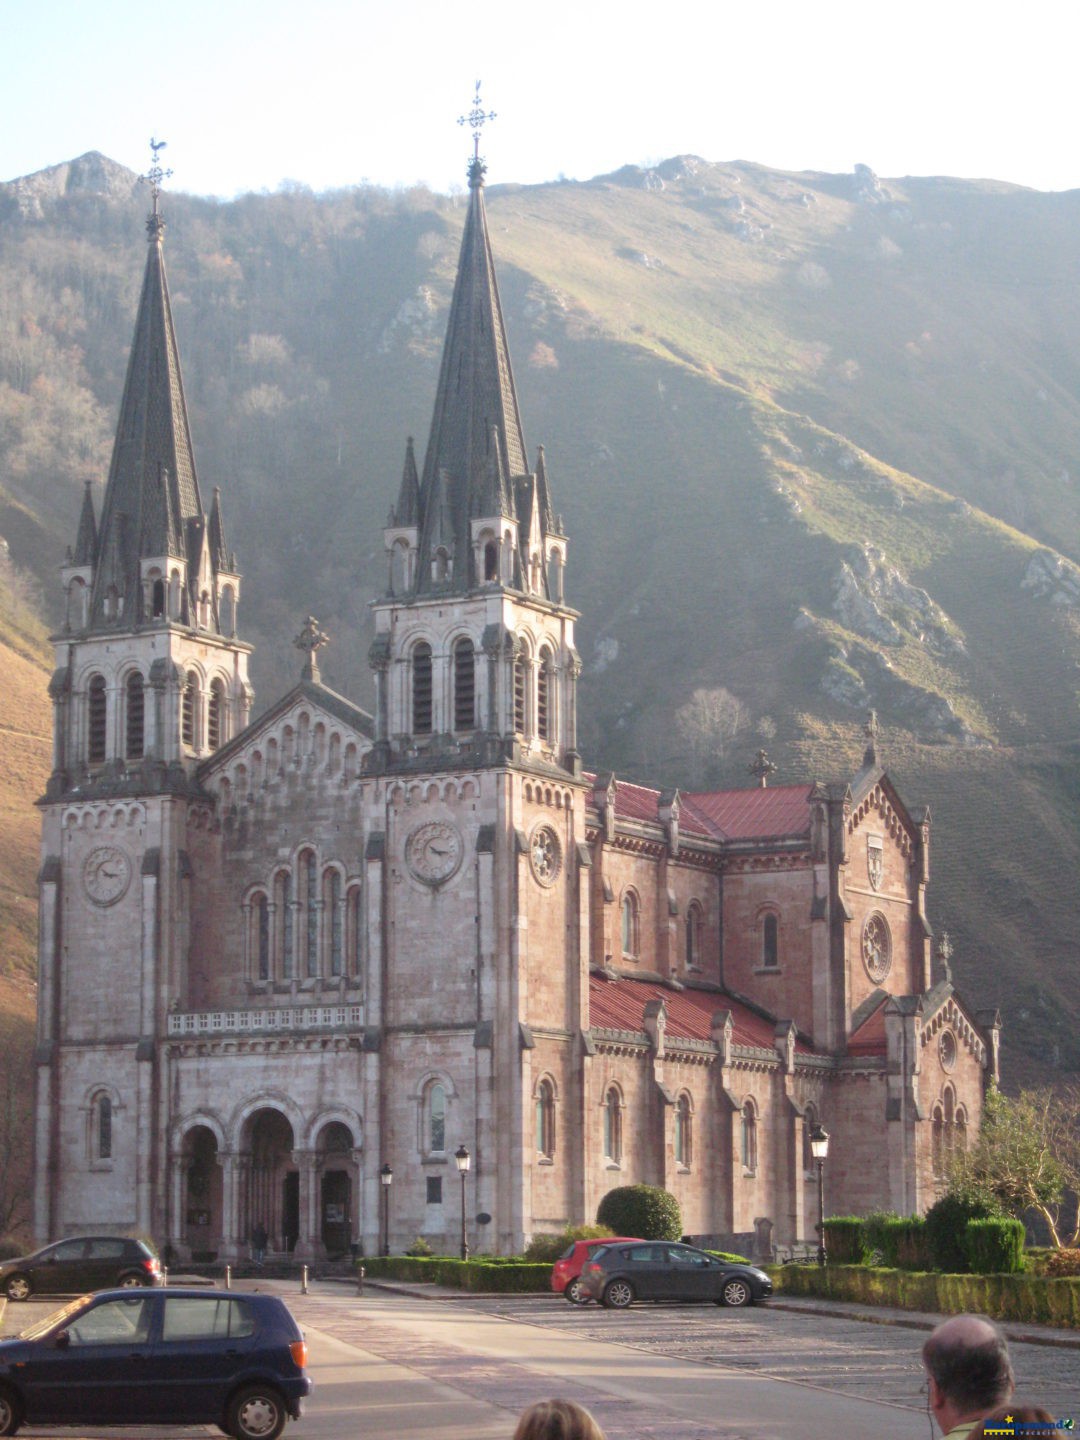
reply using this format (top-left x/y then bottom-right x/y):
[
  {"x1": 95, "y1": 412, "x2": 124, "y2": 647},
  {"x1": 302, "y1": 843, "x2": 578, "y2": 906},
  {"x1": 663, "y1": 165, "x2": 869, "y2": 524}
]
[
  {"x1": 218, "y1": 1150, "x2": 240, "y2": 1261},
  {"x1": 168, "y1": 1155, "x2": 186, "y2": 1256},
  {"x1": 293, "y1": 1149, "x2": 317, "y2": 1261}
]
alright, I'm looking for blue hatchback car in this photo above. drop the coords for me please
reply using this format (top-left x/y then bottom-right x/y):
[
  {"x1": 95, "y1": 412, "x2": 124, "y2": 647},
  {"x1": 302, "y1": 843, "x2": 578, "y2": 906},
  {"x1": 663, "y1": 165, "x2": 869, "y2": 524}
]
[{"x1": 0, "y1": 1286, "x2": 310, "y2": 1439}]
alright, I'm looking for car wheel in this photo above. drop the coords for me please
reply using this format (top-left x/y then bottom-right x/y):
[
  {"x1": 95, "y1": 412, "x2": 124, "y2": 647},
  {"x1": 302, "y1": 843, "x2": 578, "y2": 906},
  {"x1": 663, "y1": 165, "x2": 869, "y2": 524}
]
[
  {"x1": 564, "y1": 1276, "x2": 590, "y2": 1305},
  {"x1": 4, "y1": 1274, "x2": 31, "y2": 1303},
  {"x1": 118, "y1": 1272, "x2": 150, "y2": 1288},
  {"x1": 227, "y1": 1384, "x2": 287, "y2": 1440},
  {"x1": 721, "y1": 1277, "x2": 752, "y2": 1307},
  {"x1": 602, "y1": 1278, "x2": 635, "y2": 1309},
  {"x1": 0, "y1": 1384, "x2": 23, "y2": 1437}
]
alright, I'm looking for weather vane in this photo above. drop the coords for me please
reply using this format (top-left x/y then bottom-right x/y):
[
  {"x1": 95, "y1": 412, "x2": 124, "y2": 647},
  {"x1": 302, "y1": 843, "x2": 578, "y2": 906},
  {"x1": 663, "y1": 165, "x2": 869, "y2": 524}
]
[
  {"x1": 139, "y1": 137, "x2": 173, "y2": 229},
  {"x1": 458, "y1": 80, "x2": 496, "y2": 185}
]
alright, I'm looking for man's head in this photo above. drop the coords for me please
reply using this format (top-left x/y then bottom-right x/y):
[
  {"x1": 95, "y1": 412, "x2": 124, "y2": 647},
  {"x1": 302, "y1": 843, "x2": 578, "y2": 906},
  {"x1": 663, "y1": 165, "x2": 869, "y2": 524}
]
[{"x1": 921, "y1": 1315, "x2": 1014, "y2": 1434}]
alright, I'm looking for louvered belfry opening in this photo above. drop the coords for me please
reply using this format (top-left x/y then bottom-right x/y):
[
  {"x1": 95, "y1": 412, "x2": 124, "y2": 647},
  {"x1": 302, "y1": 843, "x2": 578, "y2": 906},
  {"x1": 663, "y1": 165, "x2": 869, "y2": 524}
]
[
  {"x1": 413, "y1": 643, "x2": 433, "y2": 734},
  {"x1": 454, "y1": 638, "x2": 475, "y2": 730},
  {"x1": 88, "y1": 675, "x2": 107, "y2": 763},
  {"x1": 126, "y1": 672, "x2": 145, "y2": 760}
]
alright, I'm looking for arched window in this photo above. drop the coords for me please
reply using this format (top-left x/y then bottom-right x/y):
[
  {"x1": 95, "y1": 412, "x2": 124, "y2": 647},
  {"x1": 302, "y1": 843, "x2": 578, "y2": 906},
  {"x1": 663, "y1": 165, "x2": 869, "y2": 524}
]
[
  {"x1": 277, "y1": 870, "x2": 294, "y2": 979},
  {"x1": 453, "y1": 638, "x2": 475, "y2": 731},
  {"x1": 741, "y1": 1100, "x2": 758, "y2": 1173},
  {"x1": 300, "y1": 850, "x2": 318, "y2": 978},
  {"x1": 88, "y1": 674, "x2": 107, "y2": 764},
  {"x1": 932, "y1": 1102, "x2": 945, "y2": 1178},
  {"x1": 537, "y1": 648, "x2": 554, "y2": 742},
  {"x1": 513, "y1": 649, "x2": 528, "y2": 734},
  {"x1": 390, "y1": 541, "x2": 409, "y2": 595},
  {"x1": 327, "y1": 870, "x2": 343, "y2": 977},
  {"x1": 762, "y1": 912, "x2": 779, "y2": 969},
  {"x1": 207, "y1": 678, "x2": 226, "y2": 753},
  {"x1": 955, "y1": 1105, "x2": 968, "y2": 1154},
  {"x1": 536, "y1": 1078, "x2": 556, "y2": 1159},
  {"x1": 125, "y1": 672, "x2": 144, "y2": 761},
  {"x1": 347, "y1": 885, "x2": 362, "y2": 978},
  {"x1": 219, "y1": 585, "x2": 235, "y2": 635},
  {"x1": 603, "y1": 1087, "x2": 623, "y2": 1164},
  {"x1": 548, "y1": 548, "x2": 564, "y2": 603},
  {"x1": 181, "y1": 670, "x2": 198, "y2": 749},
  {"x1": 675, "y1": 1093, "x2": 692, "y2": 1168},
  {"x1": 151, "y1": 578, "x2": 166, "y2": 618},
  {"x1": 96, "y1": 1094, "x2": 113, "y2": 1161},
  {"x1": 433, "y1": 547, "x2": 450, "y2": 582},
  {"x1": 621, "y1": 891, "x2": 639, "y2": 959},
  {"x1": 484, "y1": 540, "x2": 498, "y2": 582},
  {"x1": 803, "y1": 1104, "x2": 819, "y2": 1173},
  {"x1": 427, "y1": 1082, "x2": 447, "y2": 1153},
  {"x1": 412, "y1": 643, "x2": 433, "y2": 735},
  {"x1": 255, "y1": 893, "x2": 270, "y2": 980},
  {"x1": 686, "y1": 903, "x2": 702, "y2": 969}
]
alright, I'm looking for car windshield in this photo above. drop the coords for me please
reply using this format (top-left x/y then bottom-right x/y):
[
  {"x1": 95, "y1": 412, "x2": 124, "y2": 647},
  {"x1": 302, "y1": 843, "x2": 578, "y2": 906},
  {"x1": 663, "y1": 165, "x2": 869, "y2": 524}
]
[{"x1": 18, "y1": 1293, "x2": 96, "y2": 1341}]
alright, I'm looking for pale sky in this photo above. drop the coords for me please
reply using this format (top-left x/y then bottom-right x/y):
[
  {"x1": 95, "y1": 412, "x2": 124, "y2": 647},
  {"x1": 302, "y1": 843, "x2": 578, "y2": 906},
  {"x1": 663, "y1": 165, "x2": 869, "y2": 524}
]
[{"x1": 2, "y1": 0, "x2": 1076, "y2": 197}]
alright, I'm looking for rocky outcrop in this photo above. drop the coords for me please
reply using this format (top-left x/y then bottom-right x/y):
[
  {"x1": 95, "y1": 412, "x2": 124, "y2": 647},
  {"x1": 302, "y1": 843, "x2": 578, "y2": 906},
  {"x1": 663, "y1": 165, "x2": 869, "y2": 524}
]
[
  {"x1": 0, "y1": 152, "x2": 138, "y2": 220},
  {"x1": 852, "y1": 163, "x2": 890, "y2": 205},
  {"x1": 834, "y1": 545, "x2": 963, "y2": 654},
  {"x1": 1021, "y1": 548, "x2": 1080, "y2": 607}
]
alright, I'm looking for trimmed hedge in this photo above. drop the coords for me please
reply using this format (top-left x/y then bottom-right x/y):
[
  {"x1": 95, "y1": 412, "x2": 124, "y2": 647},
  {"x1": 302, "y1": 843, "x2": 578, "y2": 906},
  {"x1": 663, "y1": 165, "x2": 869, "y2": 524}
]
[
  {"x1": 597, "y1": 1185, "x2": 682, "y2": 1241},
  {"x1": 924, "y1": 1193, "x2": 998, "y2": 1273},
  {"x1": 768, "y1": 1263, "x2": 1080, "y2": 1328},
  {"x1": 358, "y1": 1256, "x2": 552, "y2": 1292},
  {"x1": 964, "y1": 1218, "x2": 1025, "y2": 1275},
  {"x1": 524, "y1": 1225, "x2": 615, "y2": 1264},
  {"x1": 823, "y1": 1218, "x2": 870, "y2": 1264}
]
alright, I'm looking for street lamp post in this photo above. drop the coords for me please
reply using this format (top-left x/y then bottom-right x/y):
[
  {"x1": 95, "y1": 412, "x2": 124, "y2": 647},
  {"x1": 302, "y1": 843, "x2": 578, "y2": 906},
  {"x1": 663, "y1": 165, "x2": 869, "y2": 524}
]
[
  {"x1": 809, "y1": 1123, "x2": 830, "y2": 1267},
  {"x1": 454, "y1": 1144, "x2": 471, "y2": 1261},
  {"x1": 380, "y1": 1163, "x2": 392, "y2": 1257}
]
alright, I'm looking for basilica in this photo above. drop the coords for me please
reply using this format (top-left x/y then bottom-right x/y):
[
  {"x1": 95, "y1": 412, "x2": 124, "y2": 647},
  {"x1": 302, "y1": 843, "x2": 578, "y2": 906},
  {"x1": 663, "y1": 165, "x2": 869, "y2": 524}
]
[{"x1": 34, "y1": 141, "x2": 999, "y2": 1262}]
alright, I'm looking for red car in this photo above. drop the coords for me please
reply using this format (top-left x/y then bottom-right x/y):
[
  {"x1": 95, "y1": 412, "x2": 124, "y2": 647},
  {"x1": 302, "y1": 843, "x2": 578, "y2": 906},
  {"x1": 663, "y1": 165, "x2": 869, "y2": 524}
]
[{"x1": 551, "y1": 1237, "x2": 641, "y2": 1305}]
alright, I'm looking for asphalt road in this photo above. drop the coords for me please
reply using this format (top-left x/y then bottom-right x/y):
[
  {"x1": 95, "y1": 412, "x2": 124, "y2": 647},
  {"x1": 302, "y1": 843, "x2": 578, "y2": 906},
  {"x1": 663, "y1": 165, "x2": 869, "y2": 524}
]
[{"x1": 1, "y1": 1282, "x2": 1077, "y2": 1439}]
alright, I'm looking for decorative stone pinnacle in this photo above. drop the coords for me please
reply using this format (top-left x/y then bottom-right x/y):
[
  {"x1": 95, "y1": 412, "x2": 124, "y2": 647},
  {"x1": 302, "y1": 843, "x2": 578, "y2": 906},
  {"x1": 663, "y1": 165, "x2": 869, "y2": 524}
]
[
  {"x1": 458, "y1": 79, "x2": 496, "y2": 187},
  {"x1": 294, "y1": 614, "x2": 330, "y2": 682},
  {"x1": 936, "y1": 929, "x2": 954, "y2": 982},
  {"x1": 863, "y1": 707, "x2": 880, "y2": 767},
  {"x1": 139, "y1": 136, "x2": 173, "y2": 238},
  {"x1": 748, "y1": 749, "x2": 778, "y2": 788}
]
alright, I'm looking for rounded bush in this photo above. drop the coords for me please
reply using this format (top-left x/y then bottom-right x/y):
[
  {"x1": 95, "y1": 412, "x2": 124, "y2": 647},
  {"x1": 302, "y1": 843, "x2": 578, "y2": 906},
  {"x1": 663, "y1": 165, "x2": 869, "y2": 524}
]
[
  {"x1": 596, "y1": 1184, "x2": 682, "y2": 1241},
  {"x1": 924, "y1": 1192, "x2": 999, "y2": 1273}
]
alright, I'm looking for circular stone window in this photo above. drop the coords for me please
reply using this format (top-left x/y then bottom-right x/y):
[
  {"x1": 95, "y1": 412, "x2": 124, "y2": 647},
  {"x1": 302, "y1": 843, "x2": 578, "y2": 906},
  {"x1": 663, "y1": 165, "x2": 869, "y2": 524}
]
[
  {"x1": 529, "y1": 825, "x2": 561, "y2": 886},
  {"x1": 861, "y1": 912, "x2": 892, "y2": 984},
  {"x1": 939, "y1": 1028, "x2": 957, "y2": 1072}
]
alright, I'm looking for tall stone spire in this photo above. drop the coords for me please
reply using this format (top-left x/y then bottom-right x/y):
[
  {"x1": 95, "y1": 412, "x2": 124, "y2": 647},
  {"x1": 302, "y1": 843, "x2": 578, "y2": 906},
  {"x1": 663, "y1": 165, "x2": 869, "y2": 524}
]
[
  {"x1": 87, "y1": 182, "x2": 204, "y2": 626},
  {"x1": 414, "y1": 144, "x2": 529, "y2": 591}
]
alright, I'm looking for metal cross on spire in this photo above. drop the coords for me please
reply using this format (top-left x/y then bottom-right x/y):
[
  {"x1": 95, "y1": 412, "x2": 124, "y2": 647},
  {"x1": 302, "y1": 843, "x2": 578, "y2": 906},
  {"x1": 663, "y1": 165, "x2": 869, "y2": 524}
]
[
  {"x1": 139, "y1": 137, "x2": 173, "y2": 237},
  {"x1": 458, "y1": 80, "x2": 496, "y2": 187}
]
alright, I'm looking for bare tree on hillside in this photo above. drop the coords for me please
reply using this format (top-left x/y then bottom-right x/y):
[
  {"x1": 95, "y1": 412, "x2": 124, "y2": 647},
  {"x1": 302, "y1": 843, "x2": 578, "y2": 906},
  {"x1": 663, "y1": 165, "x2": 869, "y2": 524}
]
[{"x1": 674, "y1": 686, "x2": 749, "y2": 787}]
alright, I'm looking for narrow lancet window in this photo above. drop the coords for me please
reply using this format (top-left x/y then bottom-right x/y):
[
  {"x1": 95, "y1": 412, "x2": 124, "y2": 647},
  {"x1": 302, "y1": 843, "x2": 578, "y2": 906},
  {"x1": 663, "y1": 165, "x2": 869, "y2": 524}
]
[
  {"x1": 125, "y1": 672, "x2": 144, "y2": 760},
  {"x1": 88, "y1": 675, "x2": 107, "y2": 764},
  {"x1": 454, "y1": 638, "x2": 475, "y2": 731},
  {"x1": 413, "y1": 643, "x2": 433, "y2": 735}
]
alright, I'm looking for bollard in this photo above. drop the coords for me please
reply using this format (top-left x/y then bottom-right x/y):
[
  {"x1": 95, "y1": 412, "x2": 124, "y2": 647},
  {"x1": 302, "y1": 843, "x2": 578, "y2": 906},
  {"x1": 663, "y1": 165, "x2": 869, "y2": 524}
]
[
  {"x1": 162, "y1": 1266, "x2": 168, "y2": 1288},
  {"x1": 225, "y1": 1264, "x2": 232, "y2": 1290},
  {"x1": 357, "y1": 1264, "x2": 364, "y2": 1296},
  {"x1": 301, "y1": 1264, "x2": 309, "y2": 1295}
]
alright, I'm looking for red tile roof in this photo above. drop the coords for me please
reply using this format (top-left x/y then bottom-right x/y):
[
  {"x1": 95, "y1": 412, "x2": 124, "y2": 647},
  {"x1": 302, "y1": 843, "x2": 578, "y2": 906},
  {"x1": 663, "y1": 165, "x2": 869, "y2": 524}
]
[
  {"x1": 588, "y1": 973, "x2": 814, "y2": 1054},
  {"x1": 847, "y1": 998, "x2": 888, "y2": 1056},
  {"x1": 585, "y1": 774, "x2": 812, "y2": 843}
]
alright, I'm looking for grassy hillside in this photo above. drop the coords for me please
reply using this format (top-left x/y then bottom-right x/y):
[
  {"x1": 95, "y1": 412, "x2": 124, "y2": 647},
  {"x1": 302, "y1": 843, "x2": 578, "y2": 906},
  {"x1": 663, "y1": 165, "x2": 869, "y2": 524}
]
[{"x1": 1, "y1": 151, "x2": 1078, "y2": 1084}]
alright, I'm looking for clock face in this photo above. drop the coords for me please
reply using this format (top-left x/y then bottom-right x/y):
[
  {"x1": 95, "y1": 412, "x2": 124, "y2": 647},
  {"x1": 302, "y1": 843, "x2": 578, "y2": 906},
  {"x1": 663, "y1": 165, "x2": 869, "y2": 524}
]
[
  {"x1": 405, "y1": 821, "x2": 464, "y2": 886},
  {"x1": 529, "y1": 825, "x2": 561, "y2": 886},
  {"x1": 83, "y1": 846, "x2": 132, "y2": 907}
]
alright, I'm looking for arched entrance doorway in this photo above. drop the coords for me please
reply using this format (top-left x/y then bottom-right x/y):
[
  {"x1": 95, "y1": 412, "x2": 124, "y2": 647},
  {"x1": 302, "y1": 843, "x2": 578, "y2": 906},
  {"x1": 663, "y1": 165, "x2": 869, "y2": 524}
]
[
  {"x1": 317, "y1": 1122, "x2": 354, "y2": 1257},
  {"x1": 242, "y1": 1109, "x2": 297, "y2": 1256},
  {"x1": 182, "y1": 1126, "x2": 222, "y2": 1260}
]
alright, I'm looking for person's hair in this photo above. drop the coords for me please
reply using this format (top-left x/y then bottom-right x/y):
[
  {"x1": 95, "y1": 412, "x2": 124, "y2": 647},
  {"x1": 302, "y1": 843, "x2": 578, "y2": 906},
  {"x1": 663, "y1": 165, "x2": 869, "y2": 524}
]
[
  {"x1": 512, "y1": 1399, "x2": 606, "y2": 1440},
  {"x1": 971, "y1": 1404, "x2": 1058, "y2": 1437},
  {"x1": 921, "y1": 1320, "x2": 1014, "y2": 1413}
]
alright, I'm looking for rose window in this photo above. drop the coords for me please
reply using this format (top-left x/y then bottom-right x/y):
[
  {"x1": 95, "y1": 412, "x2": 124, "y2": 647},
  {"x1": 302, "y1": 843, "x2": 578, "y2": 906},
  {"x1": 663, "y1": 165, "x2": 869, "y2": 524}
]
[{"x1": 861, "y1": 913, "x2": 892, "y2": 983}]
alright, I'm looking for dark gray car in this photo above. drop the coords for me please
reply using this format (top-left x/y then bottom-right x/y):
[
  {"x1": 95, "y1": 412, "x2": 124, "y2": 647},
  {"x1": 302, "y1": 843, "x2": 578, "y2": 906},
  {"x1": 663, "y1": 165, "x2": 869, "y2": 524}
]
[
  {"x1": 0, "y1": 1237, "x2": 160, "y2": 1302},
  {"x1": 578, "y1": 1240, "x2": 773, "y2": 1308}
]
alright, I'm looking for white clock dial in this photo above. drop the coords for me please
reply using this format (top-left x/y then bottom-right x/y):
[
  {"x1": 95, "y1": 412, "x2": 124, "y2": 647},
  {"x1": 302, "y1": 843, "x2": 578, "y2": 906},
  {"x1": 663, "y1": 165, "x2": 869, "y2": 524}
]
[
  {"x1": 405, "y1": 821, "x2": 463, "y2": 886},
  {"x1": 83, "y1": 846, "x2": 133, "y2": 906}
]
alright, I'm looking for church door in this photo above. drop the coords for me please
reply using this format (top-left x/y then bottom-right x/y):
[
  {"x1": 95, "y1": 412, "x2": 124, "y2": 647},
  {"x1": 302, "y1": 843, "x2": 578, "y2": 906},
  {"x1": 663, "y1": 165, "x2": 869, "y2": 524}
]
[{"x1": 321, "y1": 1171, "x2": 351, "y2": 1256}]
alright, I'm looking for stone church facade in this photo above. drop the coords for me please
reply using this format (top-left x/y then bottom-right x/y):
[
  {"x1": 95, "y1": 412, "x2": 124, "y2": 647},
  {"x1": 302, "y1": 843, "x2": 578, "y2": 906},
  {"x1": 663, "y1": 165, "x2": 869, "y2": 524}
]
[{"x1": 34, "y1": 151, "x2": 999, "y2": 1262}]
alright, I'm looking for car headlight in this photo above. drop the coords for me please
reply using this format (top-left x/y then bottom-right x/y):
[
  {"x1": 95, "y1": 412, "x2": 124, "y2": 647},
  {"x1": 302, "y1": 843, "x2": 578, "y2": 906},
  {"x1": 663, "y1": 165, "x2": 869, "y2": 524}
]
[{"x1": 748, "y1": 1268, "x2": 770, "y2": 1282}]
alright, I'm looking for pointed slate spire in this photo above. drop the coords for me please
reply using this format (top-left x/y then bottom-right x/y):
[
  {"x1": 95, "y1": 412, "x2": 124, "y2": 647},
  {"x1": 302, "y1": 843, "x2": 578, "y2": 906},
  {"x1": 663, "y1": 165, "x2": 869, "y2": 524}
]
[
  {"x1": 88, "y1": 201, "x2": 203, "y2": 625},
  {"x1": 393, "y1": 437, "x2": 420, "y2": 527},
  {"x1": 534, "y1": 444, "x2": 556, "y2": 535},
  {"x1": 208, "y1": 487, "x2": 230, "y2": 571},
  {"x1": 415, "y1": 157, "x2": 528, "y2": 591},
  {"x1": 72, "y1": 481, "x2": 98, "y2": 566}
]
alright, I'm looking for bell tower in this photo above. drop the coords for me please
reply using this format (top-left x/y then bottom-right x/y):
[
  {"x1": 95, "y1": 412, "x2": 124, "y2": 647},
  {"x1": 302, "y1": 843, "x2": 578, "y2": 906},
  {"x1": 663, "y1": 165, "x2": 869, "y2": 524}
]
[
  {"x1": 368, "y1": 102, "x2": 579, "y2": 777},
  {"x1": 35, "y1": 145, "x2": 252, "y2": 1240}
]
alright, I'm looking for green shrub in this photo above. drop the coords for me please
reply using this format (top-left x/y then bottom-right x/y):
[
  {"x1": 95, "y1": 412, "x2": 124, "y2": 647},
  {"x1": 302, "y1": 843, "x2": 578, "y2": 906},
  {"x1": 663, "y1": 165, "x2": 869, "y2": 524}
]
[
  {"x1": 705, "y1": 1250, "x2": 751, "y2": 1264},
  {"x1": 357, "y1": 1256, "x2": 551, "y2": 1292},
  {"x1": 1044, "y1": 1248, "x2": 1080, "y2": 1278},
  {"x1": 596, "y1": 1185, "x2": 681, "y2": 1241},
  {"x1": 964, "y1": 1218, "x2": 1025, "y2": 1274},
  {"x1": 404, "y1": 1236, "x2": 434, "y2": 1257},
  {"x1": 523, "y1": 1224, "x2": 614, "y2": 1264},
  {"x1": 924, "y1": 1192, "x2": 998, "y2": 1272},
  {"x1": 823, "y1": 1217, "x2": 870, "y2": 1264}
]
